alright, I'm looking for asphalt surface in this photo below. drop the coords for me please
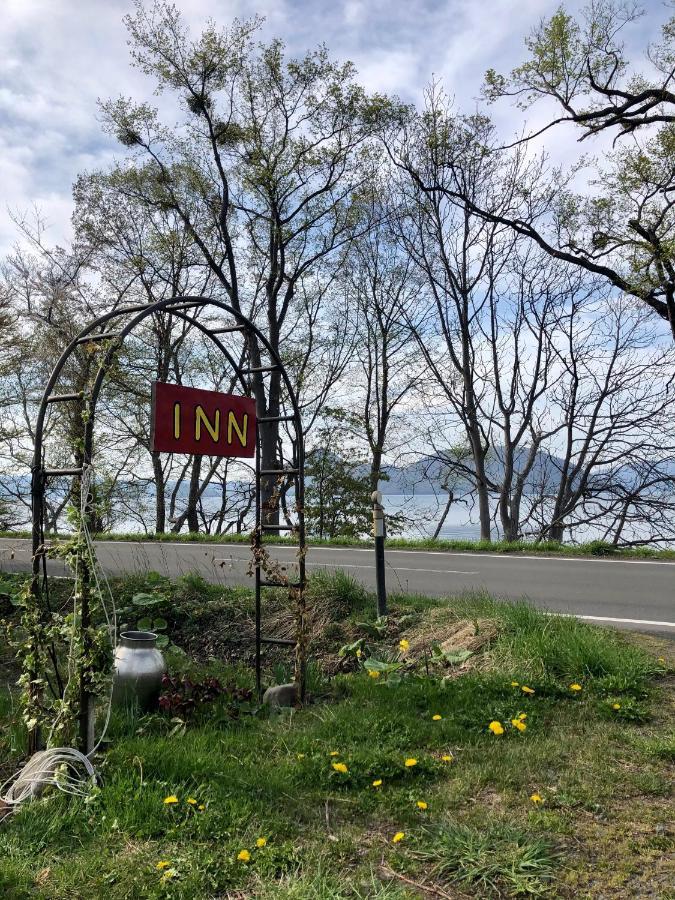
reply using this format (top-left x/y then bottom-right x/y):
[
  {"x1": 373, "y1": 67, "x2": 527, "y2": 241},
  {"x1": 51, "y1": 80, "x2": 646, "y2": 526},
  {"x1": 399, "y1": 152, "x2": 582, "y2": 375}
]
[{"x1": 1, "y1": 537, "x2": 673, "y2": 635}]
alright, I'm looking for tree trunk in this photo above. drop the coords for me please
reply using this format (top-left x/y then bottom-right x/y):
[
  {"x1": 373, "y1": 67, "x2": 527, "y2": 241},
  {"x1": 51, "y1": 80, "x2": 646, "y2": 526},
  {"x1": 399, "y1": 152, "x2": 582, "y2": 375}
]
[
  {"x1": 548, "y1": 522, "x2": 564, "y2": 542},
  {"x1": 369, "y1": 446, "x2": 383, "y2": 494},
  {"x1": 151, "y1": 452, "x2": 166, "y2": 533},
  {"x1": 185, "y1": 456, "x2": 202, "y2": 533},
  {"x1": 467, "y1": 425, "x2": 491, "y2": 540},
  {"x1": 433, "y1": 490, "x2": 454, "y2": 540}
]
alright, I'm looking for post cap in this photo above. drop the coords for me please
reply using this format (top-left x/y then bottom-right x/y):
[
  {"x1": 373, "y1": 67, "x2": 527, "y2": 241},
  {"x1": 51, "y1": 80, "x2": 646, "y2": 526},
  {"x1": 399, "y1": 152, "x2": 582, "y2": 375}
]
[{"x1": 371, "y1": 490, "x2": 383, "y2": 504}]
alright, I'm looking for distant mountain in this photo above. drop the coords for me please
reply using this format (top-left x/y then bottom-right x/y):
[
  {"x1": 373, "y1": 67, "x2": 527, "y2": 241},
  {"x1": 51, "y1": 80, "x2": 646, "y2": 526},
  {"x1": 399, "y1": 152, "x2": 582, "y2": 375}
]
[
  {"x1": 379, "y1": 448, "x2": 570, "y2": 495},
  {"x1": 378, "y1": 449, "x2": 675, "y2": 495}
]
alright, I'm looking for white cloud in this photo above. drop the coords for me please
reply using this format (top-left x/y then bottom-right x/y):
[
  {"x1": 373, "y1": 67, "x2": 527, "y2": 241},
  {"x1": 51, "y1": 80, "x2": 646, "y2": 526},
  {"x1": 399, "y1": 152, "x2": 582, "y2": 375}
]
[{"x1": 0, "y1": 0, "x2": 667, "y2": 256}]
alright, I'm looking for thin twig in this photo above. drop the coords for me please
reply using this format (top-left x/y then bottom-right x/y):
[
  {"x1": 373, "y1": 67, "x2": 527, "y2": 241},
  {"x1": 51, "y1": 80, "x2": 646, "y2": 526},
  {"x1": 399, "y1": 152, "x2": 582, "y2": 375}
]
[{"x1": 380, "y1": 862, "x2": 462, "y2": 899}]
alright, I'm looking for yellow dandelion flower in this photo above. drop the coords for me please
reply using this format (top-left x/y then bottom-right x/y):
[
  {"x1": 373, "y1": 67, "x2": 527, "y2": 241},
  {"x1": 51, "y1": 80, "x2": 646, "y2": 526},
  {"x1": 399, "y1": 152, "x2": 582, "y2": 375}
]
[
  {"x1": 329, "y1": 751, "x2": 340, "y2": 756},
  {"x1": 612, "y1": 703, "x2": 621, "y2": 710},
  {"x1": 657, "y1": 657, "x2": 665, "y2": 664},
  {"x1": 530, "y1": 793, "x2": 543, "y2": 805},
  {"x1": 163, "y1": 795, "x2": 178, "y2": 805},
  {"x1": 511, "y1": 681, "x2": 519, "y2": 687},
  {"x1": 511, "y1": 718, "x2": 527, "y2": 732},
  {"x1": 392, "y1": 831, "x2": 405, "y2": 843},
  {"x1": 198, "y1": 804, "x2": 205, "y2": 811},
  {"x1": 256, "y1": 837, "x2": 267, "y2": 848},
  {"x1": 432, "y1": 714, "x2": 442, "y2": 721},
  {"x1": 237, "y1": 849, "x2": 251, "y2": 863},
  {"x1": 521, "y1": 686, "x2": 535, "y2": 695},
  {"x1": 332, "y1": 762, "x2": 348, "y2": 773},
  {"x1": 399, "y1": 639, "x2": 410, "y2": 652},
  {"x1": 404, "y1": 758, "x2": 417, "y2": 767},
  {"x1": 570, "y1": 683, "x2": 582, "y2": 692},
  {"x1": 372, "y1": 779, "x2": 383, "y2": 787},
  {"x1": 356, "y1": 648, "x2": 362, "y2": 658},
  {"x1": 368, "y1": 670, "x2": 381, "y2": 679},
  {"x1": 441, "y1": 754, "x2": 453, "y2": 762},
  {"x1": 416, "y1": 800, "x2": 428, "y2": 810},
  {"x1": 186, "y1": 798, "x2": 197, "y2": 805},
  {"x1": 297, "y1": 753, "x2": 305, "y2": 759},
  {"x1": 488, "y1": 720, "x2": 504, "y2": 735},
  {"x1": 156, "y1": 861, "x2": 171, "y2": 870},
  {"x1": 518, "y1": 713, "x2": 527, "y2": 720}
]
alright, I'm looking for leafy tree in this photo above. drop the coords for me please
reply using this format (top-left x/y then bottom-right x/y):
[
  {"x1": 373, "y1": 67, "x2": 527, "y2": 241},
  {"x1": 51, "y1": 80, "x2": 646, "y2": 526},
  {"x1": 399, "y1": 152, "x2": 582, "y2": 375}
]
[
  {"x1": 304, "y1": 417, "x2": 373, "y2": 539},
  {"x1": 484, "y1": 4, "x2": 675, "y2": 140},
  {"x1": 98, "y1": 1, "x2": 392, "y2": 522},
  {"x1": 480, "y1": 4, "x2": 675, "y2": 337}
]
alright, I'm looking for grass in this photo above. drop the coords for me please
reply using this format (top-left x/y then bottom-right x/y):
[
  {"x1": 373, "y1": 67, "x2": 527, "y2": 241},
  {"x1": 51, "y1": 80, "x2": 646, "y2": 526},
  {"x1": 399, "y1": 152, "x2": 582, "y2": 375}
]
[
  {"x1": 409, "y1": 821, "x2": 558, "y2": 896},
  {"x1": 0, "y1": 572, "x2": 673, "y2": 898},
  {"x1": 2, "y1": 528, "x2": 674, "y2": 559}
]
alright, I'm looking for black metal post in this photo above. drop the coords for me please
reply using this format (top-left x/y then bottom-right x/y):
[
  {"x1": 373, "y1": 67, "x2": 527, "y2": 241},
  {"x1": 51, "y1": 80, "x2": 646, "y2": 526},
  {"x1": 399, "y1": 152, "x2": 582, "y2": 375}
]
[
  {"x1": 254, "y1": 415, "x2": 262, "y2": 702},
  {"x1": 372, "y1": 490, "x2": 387, "y2": 617}
]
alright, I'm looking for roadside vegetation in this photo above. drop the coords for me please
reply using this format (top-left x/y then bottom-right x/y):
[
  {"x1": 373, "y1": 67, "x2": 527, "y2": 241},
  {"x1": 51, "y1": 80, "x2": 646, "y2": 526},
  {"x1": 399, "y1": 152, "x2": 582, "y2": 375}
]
[
  {"x1": 1, "y1": 570, "x2": 672, "y2": 898},
  {"x1": 2, "y1": 530, "x2": 675, "y2": 561}
]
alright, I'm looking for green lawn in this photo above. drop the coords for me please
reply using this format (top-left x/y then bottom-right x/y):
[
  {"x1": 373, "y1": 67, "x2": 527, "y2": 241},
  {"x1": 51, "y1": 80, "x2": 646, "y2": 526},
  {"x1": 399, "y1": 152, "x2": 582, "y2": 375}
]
[{"x1": 0, "y1": 573, "x2": 673, "y2": 898}]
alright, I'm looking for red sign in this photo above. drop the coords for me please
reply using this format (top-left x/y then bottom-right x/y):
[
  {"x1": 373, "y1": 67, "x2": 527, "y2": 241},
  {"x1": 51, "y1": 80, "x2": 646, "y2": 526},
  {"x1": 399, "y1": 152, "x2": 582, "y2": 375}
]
[{"x1": 151, "y1": 382, "x2": 256, "y2": 457}]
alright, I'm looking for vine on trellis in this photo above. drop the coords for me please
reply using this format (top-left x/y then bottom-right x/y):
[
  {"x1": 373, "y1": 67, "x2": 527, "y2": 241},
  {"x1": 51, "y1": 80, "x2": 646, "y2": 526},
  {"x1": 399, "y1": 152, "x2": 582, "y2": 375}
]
[
  {"x1": 21, "y1": 341, "x2": 119, "y2": 751},
  {"x1": 16, "y1": 496, "x2": 114, "y2": 748}
]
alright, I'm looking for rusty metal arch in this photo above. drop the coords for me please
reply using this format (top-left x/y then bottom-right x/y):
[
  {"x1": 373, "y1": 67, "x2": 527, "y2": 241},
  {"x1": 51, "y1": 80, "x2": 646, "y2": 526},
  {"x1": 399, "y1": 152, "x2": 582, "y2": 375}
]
[{"x1": 30, "y1": 296, "x2": 307, "y2": 752}]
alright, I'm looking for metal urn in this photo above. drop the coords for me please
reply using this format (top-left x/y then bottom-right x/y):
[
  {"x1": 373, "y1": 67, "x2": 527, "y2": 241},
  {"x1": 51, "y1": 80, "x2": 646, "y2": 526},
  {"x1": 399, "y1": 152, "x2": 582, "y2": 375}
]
[{"x1": 112, "y1": 631, "x2": 167, "y2": 711}]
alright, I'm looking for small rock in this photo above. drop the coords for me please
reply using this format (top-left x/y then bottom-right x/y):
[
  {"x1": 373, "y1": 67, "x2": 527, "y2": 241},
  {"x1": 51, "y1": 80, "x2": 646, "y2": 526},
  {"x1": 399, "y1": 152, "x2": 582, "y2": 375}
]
[{"x1": 263, "y1": 683, "x2": 299, "y2": 708}]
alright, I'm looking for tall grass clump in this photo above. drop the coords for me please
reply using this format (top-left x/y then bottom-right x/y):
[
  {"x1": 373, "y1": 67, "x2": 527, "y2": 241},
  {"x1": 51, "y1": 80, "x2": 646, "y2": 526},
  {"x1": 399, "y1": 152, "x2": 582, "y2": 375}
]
[
  {"x1": 445, "y1": 593, "x2": 658, "y2": 685},
  {"x1": 305, "y1": 569, "x2": 371, "y2": 620},
  {"x1": 497, "y1": 602, "x2": 658, "y2": 682},
  {"x1": 411, "y1": 822, "x2": 557, "y2": 897}
]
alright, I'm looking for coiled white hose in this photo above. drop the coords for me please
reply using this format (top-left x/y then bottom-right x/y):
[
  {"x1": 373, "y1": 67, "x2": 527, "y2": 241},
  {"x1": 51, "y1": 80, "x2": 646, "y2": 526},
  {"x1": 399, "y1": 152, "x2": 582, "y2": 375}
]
[{"x1": 0, "y1": 747, "x2": 97, "y2": 807}]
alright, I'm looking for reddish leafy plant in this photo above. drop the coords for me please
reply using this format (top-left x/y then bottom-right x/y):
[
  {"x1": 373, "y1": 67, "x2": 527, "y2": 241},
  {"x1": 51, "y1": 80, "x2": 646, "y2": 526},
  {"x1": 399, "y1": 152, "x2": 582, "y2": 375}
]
[{"x1": 159, "y1": 673, "x2": 253, "y2": 718}]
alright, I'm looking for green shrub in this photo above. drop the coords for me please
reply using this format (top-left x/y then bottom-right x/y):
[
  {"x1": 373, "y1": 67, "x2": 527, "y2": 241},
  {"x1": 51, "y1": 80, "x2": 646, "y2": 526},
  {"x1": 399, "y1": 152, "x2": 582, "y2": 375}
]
[{"x1": 585, "y1": 540, "x2": 619, "y2": 556}]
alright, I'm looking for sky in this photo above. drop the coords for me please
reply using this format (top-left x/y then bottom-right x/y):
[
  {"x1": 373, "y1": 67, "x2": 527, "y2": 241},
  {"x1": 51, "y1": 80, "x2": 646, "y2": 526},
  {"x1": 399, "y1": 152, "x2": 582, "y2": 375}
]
[{"x1": 0, "y1": 0, "x2": 666, "y2": 258}]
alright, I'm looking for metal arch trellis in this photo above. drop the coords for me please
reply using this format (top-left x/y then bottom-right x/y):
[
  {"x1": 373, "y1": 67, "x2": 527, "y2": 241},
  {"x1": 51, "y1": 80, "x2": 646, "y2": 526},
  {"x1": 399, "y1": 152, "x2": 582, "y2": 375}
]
[{"x1": 29, "y1": 296, "x2": 307, "y2": 755}]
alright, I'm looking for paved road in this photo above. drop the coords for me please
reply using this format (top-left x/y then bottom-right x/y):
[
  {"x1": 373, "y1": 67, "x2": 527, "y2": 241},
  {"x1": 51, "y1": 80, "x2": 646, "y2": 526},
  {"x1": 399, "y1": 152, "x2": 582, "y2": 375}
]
[{"x1": 1, "y1": 537, "x2": 673, "y2": 635}]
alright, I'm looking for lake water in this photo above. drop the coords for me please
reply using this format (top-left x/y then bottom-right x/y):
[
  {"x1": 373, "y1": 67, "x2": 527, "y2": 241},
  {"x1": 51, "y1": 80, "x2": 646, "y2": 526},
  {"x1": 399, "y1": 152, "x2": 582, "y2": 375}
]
[
  {"x1": 382, "y1": 494, "x2": 483, "y2": 540},
  {"x1": 27, "y1": 485, "x2": 608, "y2": 543},
  {"x1": 122, "y1": 492, "x2": 566, "y2": 541}
]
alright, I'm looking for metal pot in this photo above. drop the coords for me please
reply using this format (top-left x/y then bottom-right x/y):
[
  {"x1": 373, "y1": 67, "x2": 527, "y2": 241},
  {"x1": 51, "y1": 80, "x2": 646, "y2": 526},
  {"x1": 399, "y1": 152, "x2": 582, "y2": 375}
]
[{"x1": 112, "y1": 631, "x2": 166, "y2": 711}]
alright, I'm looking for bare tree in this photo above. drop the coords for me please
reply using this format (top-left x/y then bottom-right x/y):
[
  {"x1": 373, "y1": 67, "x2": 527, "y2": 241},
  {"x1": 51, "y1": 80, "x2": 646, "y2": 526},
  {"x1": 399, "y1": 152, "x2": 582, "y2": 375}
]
[
  {"x1": 524, "y1": 294, "x2": 675, "y2": 543},
  {"x1": 388, "y1": 89, "x2": 532, "y2": 539},
  {"x1": 0, "y1": 221, "x2": 130, "y2": 532},
  {"x1": 99, "y1": 3, "x2": 387, "y2": 522},
  {"x1": 342, "y1": 198, "x2": 424, "y2": 492}
]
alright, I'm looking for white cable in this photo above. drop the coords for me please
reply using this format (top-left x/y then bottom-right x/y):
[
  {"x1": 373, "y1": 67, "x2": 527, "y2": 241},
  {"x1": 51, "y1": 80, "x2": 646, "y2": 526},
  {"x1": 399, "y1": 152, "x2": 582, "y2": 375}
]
[
  {"x1": 0, "y1": 747, "x2": 97, "y2": 808},
  {"x1": 77, "y1": 463, "x2": 117, "y2": 755},
  {"x1": 80, "y1": 465, "x2": 116, "y2": 754}
]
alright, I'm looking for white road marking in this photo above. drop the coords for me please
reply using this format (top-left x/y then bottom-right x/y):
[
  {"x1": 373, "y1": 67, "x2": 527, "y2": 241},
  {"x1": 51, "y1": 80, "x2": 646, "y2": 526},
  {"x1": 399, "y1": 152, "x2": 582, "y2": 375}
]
[
  {"x1": 2, "y1": 544, "x2": 672, "y2": 628},
  {"x1": 306, "y1": 562, "x2": 479, "y2": 575},
  {"x1": 557, "y1": 613, "x2": 675, "y2": 628},
  {"x1": 215, "y1": 559, "x2": 480, "y2": 575},
  {"x1": 306, "y1": 546, "x2": 675, "y2": 567}
]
